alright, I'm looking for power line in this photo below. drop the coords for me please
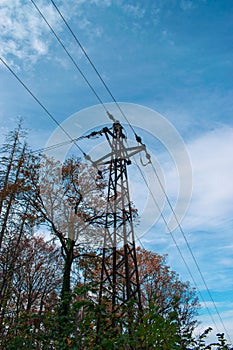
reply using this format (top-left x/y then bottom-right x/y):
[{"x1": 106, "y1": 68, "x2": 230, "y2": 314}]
[
  {"x1": 149, "y1": 160, "x2": 232, "y2": 343},
  {"x1": 50, "y1": 0, "x2": 118, "y2": 104},
  {"x1": 31, "y1": 0, "x2": 150, "y2": 156},
  {"x1": 4, "y1": 0, "x2": 230, "y2": 338},
  {"x1": 33, "y1": 127, "x2": 109, "y2": 155},
  {"x1": 0, "y1": 57, "x2": 87, "y2": 159},
  {"x1": 125, "y1": 129, "x2": 231, "y2": 340},
  {"x1": 36, "y1": 8, "x2": 216, "y2": 311},
  {"x1": 32, "y1": 6, "x2": 231, "y2": 331},
  {"x1": 48, "y1": 0, "x2": 142, "y2": 134},
  {"x1": 132, "y1": 158, "x2": 220, "y2": 332},
  {"x1": 30, "y1": 0, "x2": 110, "y2": 116},
  {"x1": 33, "y1": 136, "x2": 85, "y2": 154}
]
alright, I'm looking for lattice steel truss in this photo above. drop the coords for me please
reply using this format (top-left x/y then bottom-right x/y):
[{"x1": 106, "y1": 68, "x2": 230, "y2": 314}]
[{"x1": 93, "y1": 121, "x2": 145, "y2": 328}]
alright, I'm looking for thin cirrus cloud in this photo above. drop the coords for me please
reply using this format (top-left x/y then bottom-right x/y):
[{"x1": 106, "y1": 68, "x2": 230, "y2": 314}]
[
  {"x1": 0, "y1": 0, "x2": 110, "y2": 68},
  {"x1": 0, "y1": 0, "x2": 60, "y2": 64}
]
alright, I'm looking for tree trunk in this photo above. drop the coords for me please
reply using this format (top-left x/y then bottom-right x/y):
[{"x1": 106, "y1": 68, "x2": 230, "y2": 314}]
[{"x1": 59, "y1": 238, "x2": 75, "y2": 319}]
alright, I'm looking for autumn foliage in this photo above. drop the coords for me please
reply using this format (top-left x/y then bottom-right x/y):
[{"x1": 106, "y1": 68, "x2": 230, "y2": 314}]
[{"x1": 0, "y1": 124, "x2": 231, "y2": 349}]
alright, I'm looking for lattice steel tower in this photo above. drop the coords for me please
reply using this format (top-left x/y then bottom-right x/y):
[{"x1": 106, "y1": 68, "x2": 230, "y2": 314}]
[{"x1": 93, "y1": 120, "x2": 145, "y2": 330}]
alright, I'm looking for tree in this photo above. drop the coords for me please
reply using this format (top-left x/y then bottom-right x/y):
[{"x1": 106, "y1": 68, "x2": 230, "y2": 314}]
[
  {"x1": 189, "y1": 327, "x2": 233, "y2": 350},
  {"x1": 11, "y1": 235, "x2": 61, "y2": 314},
  {"x1": 73, "y1": 246, "x2": 199, "y2": 348},
  {"x1": 27, "y1": 155, "x2": 106, "y2": 334},
  {"x1": 0, "y1": 124, "x2": 63, "y2": 349},
  {"x1": 0, "y1": 122, "x2": 36, "y2": 247},
  {"x1": 137, "y1": 247, "x2": 199, "y2": 346},
  {"x1": 0, "y1": 123, "x2": 40, "y2": 341},
  {"x1": 0, "y1": 235, "x2": 62, "y2": 349},
  {"x1": 1, "y1": 124, "x2": 232, "y2": 349}
]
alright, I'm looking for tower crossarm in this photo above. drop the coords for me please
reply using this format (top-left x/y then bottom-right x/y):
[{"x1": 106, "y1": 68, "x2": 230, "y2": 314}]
[{"x1": 92, "y1": 144, "x2": 146, "y2": 166}]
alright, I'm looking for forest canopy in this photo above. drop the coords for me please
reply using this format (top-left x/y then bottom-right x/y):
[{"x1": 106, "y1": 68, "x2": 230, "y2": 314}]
[{"x1": 0, "y1": 124, "x2": 231, "y2": 349}]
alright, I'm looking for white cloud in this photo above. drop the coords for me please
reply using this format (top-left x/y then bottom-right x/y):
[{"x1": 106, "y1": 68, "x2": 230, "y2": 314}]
[
  {"x1": 143, "y1": 125, "x2": 233, "y2": 298},
  {"x1": 0, "y1": 0, "x2": 61, "y2": 65},
  {"x1": 196, "y1": 310, "x2": 233, "y2": 346},
  {"x1": 199, "y1": 301, "x2": 233, "y2": 311},
  {"x1": 32, "y1": 38, "x2": 48, "y2": 55},
  {"x1": 180, "y1": 0, "x2": 196, "y2": 11},
  {"x1": 0, "y1": 0, "x2": 105, "y2": 68},
  {"x1": 90, "y1": 0, "x2": 112, "y2": 6},
  {"x1": 188, "y1": 127, "x2": 233, "y2": 226},
  {"x1": 165, "y1": 126, "x2": 233, "y2": 230},
  {"x1": 219, "y1": 257, "x2": 233, "y2": 267},
  {"x1": 195, "y1": 325, "x2": 232, "y2": 347},
  {"x1": 122, "y1": 4, "x2": 146, "y2": 19}
]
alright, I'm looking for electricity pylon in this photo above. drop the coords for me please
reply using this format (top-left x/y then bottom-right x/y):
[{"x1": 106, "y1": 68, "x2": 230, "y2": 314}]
[{"x1": 93, "y1": 120, "x2": 145, "y2": 332}]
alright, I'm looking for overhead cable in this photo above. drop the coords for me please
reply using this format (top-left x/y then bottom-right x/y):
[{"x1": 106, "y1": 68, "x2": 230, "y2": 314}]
[
  {"x1": 49, "y1": 0, "x2": 142, "y2": 136},
  {"x1": 149, "y1": 160, "x2": 232, "y2": 342},
  {"x1": 42, "y1": 7, "x2": 230, "y2": 328},
  {"x1": 0, "y1": 57, "x2": 87, "y2": 159},
  {"x1": 7, "y1": 1, "x2": 230, "y2": 339},
  {"x1": 30, "y1": 0, "x2": 109, "y2": 115},
  {"x1": 133, "y1": 158, "x2": 220, "y2": 332}
]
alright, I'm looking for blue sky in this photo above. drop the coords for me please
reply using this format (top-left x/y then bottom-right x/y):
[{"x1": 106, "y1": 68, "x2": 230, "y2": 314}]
[{"x1": 1, "y1": 0, "x2": 233, "y2": 343}]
